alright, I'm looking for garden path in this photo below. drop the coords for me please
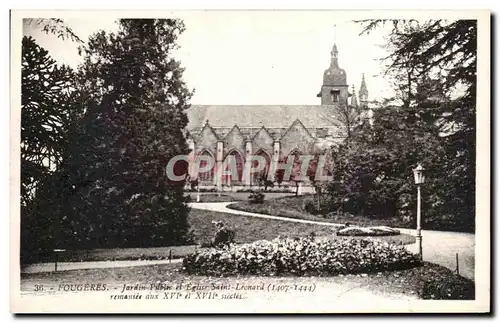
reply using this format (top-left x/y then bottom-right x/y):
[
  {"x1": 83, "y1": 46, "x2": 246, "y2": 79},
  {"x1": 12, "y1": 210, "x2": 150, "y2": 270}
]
[
  {"x1": 21, "y1": 259, "x2": 183, "y2": 274},
  {"x1": 189, "y1": 202, "x2": 476, "y2": 280}
]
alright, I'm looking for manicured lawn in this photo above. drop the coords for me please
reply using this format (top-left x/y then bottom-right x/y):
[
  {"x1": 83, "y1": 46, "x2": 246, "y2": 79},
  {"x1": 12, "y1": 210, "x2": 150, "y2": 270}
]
[
  {"x1": 188, "y1": 207, "x2": 332, "y2": 245},
  {"x1": 20, "y1": 261, "x2": 474, "y2": 300},
  {"x1": 228, "y1": 195, "x2": 476, "y2": 233},
  {"x1": 227, "y1": 194, "x2": 416, "y2": 229},
  {"x1": 187, "y1": 208, "x2": 415, "y2": 246}
]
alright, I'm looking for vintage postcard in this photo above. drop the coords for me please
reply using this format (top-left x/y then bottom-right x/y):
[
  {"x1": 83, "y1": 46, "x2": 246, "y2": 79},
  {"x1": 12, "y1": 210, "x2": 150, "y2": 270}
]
[{"x1": 10, "y1": 9, "x2": 490, "y2": 313}]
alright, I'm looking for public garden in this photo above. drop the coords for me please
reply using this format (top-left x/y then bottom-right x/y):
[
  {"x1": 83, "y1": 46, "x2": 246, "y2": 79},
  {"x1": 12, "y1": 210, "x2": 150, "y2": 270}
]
[
  {"x1": 21, "y1": 192, "x2": 475, "y2": 301},
  {"x1": 20, "y1": 18, "x2": 477, "y2": 302}
]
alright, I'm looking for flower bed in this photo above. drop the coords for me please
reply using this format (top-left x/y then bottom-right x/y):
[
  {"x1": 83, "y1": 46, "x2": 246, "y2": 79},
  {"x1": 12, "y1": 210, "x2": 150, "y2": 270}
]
[
  {"x1": 336, "y1": 225, "x2": 401, "y2": 237},
  {"x1": 183, "y1": 237, "x2": 421, "y2": 276}
]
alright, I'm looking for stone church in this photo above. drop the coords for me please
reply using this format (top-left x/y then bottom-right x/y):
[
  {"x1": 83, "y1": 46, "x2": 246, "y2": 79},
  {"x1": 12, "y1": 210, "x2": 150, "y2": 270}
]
[{"x1": 185, "y1": 43, "x2": 369, "y2": 190}]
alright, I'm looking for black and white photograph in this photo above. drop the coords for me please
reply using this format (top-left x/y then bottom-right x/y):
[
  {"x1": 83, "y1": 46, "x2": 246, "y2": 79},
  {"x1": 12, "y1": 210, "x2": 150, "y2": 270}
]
[{"x1": 10, "y1": 10, "x2": 490, "y2": 313}]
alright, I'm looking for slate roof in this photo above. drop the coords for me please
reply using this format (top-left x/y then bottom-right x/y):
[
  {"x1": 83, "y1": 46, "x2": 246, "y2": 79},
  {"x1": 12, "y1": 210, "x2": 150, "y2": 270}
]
[
  {"x1": 186, "y1": 105, "x2": 337, "y2": 130},
  {"x1": 185, "y1": 105, "x2": 347, "y2": 143}
]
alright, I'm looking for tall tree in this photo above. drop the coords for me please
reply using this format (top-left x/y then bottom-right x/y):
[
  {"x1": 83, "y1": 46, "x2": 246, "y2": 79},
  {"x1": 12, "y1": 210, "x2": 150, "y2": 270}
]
[
  {"x1": 58, "y1": 19, "x2": 194, "y2": 248},
  {"x1": 357, "y1": 19, "x2": 476, "y2": 167},
  {"x1": 21, "y1": 36, "x2": 80, "y2": 206},
  {"x1": 21, "y1": 36, "x2": 85, "y2": 262},
  {"x1": 320, "y1": 100, "x2": 364, "y2": 145},
  {"x1": 326, "y1": 19, "x2": 476, "y2": 231},
  {"x1": 328, "y1": 103, "x2": 447, "y2": 222}
]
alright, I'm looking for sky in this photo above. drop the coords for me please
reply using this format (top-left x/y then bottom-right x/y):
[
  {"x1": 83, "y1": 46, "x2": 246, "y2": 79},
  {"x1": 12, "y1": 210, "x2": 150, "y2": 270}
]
[{"x1": 23, "y1": 11, "x2": 397, "y2": 105}]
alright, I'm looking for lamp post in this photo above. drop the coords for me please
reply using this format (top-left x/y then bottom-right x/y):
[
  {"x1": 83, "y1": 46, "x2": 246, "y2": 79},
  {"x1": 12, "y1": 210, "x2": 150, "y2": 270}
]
[{"x1": 413, "y1": 164, "x2": 426, "y2": 260}]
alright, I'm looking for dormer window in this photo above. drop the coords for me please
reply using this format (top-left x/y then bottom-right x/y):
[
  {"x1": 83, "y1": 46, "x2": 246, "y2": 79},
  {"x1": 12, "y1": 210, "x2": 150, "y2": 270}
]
[{"x1": 331, "y1": 90, "x2": 340, "y2": 103}]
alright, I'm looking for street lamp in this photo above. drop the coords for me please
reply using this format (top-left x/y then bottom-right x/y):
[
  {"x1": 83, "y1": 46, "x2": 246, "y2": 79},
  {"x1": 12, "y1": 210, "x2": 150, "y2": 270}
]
[{"x1": 413, "y1": 164, "x2": 426, "y2": 260}]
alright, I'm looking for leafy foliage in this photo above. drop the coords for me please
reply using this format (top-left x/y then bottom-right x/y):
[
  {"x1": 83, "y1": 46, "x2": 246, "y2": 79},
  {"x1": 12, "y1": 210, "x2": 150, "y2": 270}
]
[
  {"x1": 183, "y1": 237, "x2": 421, "y2": 276},
  {"x1": 21, "y1": 19, "x2": 195, "y2": 262},
  {"x1": 58, "y1": 19, "x2": 194, "y2": 249},
  {"x1": 421, "y1": 272, "x2": 475, "y2": 300},
  {"x1": 303, "y1": 200, "x2": 320, "y2": 215},
  {"x1": 24, "y1": 18, "x2": 83, "y2": 43},
  {"x1": 248, "y1": 191, "x2": 265, "y2": 204},
  {"x1": 20, "y1": 37, "x2": 85, "y2": 262},
  {"x1": 325, "y1": 19, "x2": 477, "y2": 232},
  {"x1": 327, "y1": 101, "x2": 474, "y2": 231},
  {"x1": 211, "y1": 221, "x2": 236, "y2": 247},
  {"x1": 21, "y1": 36, "x2": 81, "y2": 207}
]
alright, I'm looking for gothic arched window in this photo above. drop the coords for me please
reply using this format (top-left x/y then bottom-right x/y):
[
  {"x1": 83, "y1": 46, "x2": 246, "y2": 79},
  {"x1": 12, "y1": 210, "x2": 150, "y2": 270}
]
[
  {"x1": 252, "y1": 149, "x2": 272, "y2": 184},
  {"x1": 198, "y1": 150, "x2": 215, "y2": 183},
  {"x1": 223, "y1": 150, "x2": 244, "y2": 185}
]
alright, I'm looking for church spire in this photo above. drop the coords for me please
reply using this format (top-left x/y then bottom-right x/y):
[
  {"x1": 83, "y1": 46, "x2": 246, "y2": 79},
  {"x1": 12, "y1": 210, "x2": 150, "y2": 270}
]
[
  {"x1": 351, "y1": 85, "x2": 358, "y2": 107},
  {"x1": 318, "y1": 26, "x2": 348, "y2": 105},
  {"x1": 330, "y1": 24, "x2": 339, "y2": 67},
  {"x1": 359, "y1": 73, "x2": 369, "y2": 104}
]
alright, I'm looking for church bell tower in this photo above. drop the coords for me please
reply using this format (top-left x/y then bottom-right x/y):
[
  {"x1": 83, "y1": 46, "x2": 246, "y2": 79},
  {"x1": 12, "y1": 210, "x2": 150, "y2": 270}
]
[{"x1": 317, "y1": 42, "x2": 349, "y2": 106}]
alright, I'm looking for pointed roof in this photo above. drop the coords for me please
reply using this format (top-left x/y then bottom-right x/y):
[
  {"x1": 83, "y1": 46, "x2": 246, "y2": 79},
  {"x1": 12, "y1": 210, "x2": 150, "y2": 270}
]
[
  {"x1": 329, "y1": 43, "x2": 339, "y2": 68},
  {"x1": 359, "y1": 73, "x2": 368, "y2": 98},
  {"x1": 331, "y1": 43, "x2": 338, "y2": 55},
  {"x1": 280, "y1": 118, "x2": 314, "y2": 141},
  {"x1": 198, "y1": 120, "x2": 219, "y2": 140},
  {"x1": 223, "y1": 124, "x2": 244, "y2": 141},
  {"x1": 323, "y1": 42, "x2": 347, "y2": 86},
  {"x1": 251, "y1": 125, "x2": 274, "y2": 141}
]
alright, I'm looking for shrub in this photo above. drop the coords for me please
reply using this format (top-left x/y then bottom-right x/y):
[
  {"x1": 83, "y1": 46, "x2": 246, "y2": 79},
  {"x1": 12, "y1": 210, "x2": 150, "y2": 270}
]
[
  {"x1": 304, "y1": 200, "x2": 323, "y2": 215},
  {"x1": 248, "y1": 191, "x2": 265, "y2": 204},
  {"x1": 211, "y1": 220, "x2": 235, "y2": 247},
  {"x1": 183, "y1": 237, "x2": 421, "y2": 276},
  {"x1": 422, "y1": 274, "x2": 475, "y2": 300},
  {"x1": 303, "y1": 200, "x2": 314, "y2": 213}
]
